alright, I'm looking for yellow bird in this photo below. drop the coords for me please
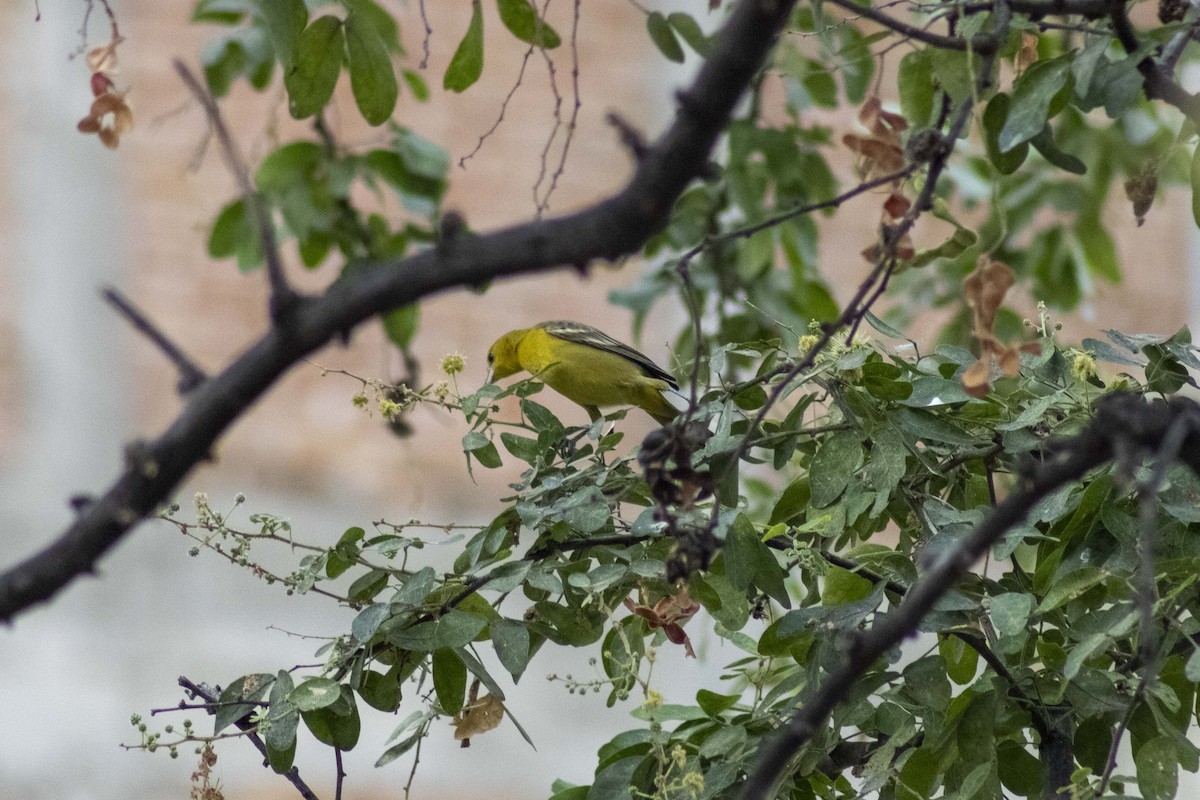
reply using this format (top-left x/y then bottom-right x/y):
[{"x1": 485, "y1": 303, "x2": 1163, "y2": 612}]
[{"x1": 486, "y1": 321, "x2": 679, "y2": 424}]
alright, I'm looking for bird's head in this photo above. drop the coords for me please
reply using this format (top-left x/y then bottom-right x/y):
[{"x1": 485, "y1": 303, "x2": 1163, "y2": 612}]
[{"x1": 486, "y1": 329, "x2": 526, "y2": 383}]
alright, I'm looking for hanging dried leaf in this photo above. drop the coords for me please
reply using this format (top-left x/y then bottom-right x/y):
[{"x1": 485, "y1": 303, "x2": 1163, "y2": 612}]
[
  {"x1": 1123, "y1": 161, "x2": 1158, "y2": 227},
  {"x1": 624, "y1": 590, "x2": 700, "y2": 657},
  {"x1": 960, "y1": 258, "x2": 1038, "y2": 396},
  {"x1": 452, "y1": 693, "x2": 505, "y2": 745},
  {"x1": 1016, "y1": 32, "x2": 1039, "y2": 74}
]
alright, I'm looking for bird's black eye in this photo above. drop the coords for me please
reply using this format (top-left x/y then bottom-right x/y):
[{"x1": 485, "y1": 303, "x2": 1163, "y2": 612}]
[{"x1": 488, "y1": 352, "x2": 495, "y2": 364}]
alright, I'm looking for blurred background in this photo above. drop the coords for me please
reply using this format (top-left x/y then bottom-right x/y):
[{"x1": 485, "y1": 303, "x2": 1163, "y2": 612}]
[{"x1": 0, "y1": 1, "x2": 1196, "y2": 798}]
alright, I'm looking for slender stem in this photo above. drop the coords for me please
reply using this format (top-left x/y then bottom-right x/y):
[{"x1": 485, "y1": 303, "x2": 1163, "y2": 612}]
[{"x1": 102, "y1": 286, "x2": 206, "y2": 393}]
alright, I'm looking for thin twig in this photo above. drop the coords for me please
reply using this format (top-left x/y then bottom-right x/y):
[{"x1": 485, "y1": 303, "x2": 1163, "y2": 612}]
[
  {"x1": 417, "y1": 0, "x2": 432, "y2": 69},
  {"x1": 178, "y1": 677, "x2": 320, "y2": 800},
  {"x1": 821, "y1": 0, "x2": 1000, "y2": 52},
  {"x1": 1097, "y1": 659, "x2": 1154, "y2": 795},
  {"x1": 533, "y1": 0, "x2": 584, "y2": 215},
  {"x1": 459, "y1": 46, "x2": 537, "y2": 169},
  {"x1": 102, "y1": 286, "x2": 206, "y2": 394},
  {"x1": 334, "y1": 748, "x2": 345, "y2": 800},
  {"x1": 172, "y1": 60, "x2": 298, "y2": 320},
  {"x1": 681, "y1": 165, "x2": 918, "y2": 263}
]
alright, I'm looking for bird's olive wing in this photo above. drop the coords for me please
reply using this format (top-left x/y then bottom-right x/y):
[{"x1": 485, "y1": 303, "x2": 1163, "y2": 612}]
[{"x1": 538, "y1": 320, "x2": 678, "y2": 389}]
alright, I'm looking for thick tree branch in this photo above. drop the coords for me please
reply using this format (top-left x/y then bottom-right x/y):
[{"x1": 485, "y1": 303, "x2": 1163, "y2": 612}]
[
  {"x1": 0, "y1": 0, "x2": 799, "y2": 623},
  {"x1": 737, "y1": 393, "x2": 1200, "y2": 800}
]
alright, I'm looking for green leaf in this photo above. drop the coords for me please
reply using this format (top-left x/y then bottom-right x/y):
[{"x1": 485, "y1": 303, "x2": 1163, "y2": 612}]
[
  {"x1": 895, "y1": 408, "x2": 977, "y2": 446},
  {"x1": 1072, "y1": 216, "x2": 1120, "y2": 282},
  {"x1": 351, "y1": 603, "x2": 391, "y2": 644},
  {"x1": 444, "y1": 1, "x2": 484, "y2": 92},
  {"x1": 382, "y1": 305, "x2": 419, "y2": 349},
  {"x1": 667, "y1": 13, "x2": 709, "y2": 56},
  {"x1": 997, "y1": 741, "x2": 1043, "y2": 796},
  {"x1": 864, "y1": 429, "x2": 907, "y2": 508},
  {"x1": 462, "y1": 431, "x2": 503, "y2": 469},
  {"x1": 194, "y1": 0, "x2": 248, "y2": 24},
  {"x1": 696, "y1": 689, "x2": 740, "y2": 717},
  {"x1": 483, "y1": 560, "x2": 531, "y2": 594},
  {"x1": 1083, "y1": 337, "x2": 1143, "y2": 366},
  {"x1": 809, "y1": 431, "x2": 863, "y2": 507},
  {"x1": 347, "y1": 568, "x2": 388, "y2": 602},
  {"x1": 403, "y1": 69, "x2": 429, "y2": 101},
  {"x1": 1031, "y1": 125, "x2": 1086, "y2": 175},
  {"x1": 775, "y1": 583, "x2": 885, "y2": 637},
  {"x1": 390, "y1": 610, "x2": 488, "y2": 651},
  {"x1": 289, "y1": 677, "x2": 342, "y2": 711},
  {"x1": 926, "y1": 48, "x2": 978, "y2": 105},
  {"x1": 358, "y1": 669, "x2": 401, "y2": 712},
  {"x1": 837, "y1": 26, "x2": 875, "y2": 104},
  {"x1": 396, "y1": 127, "x2": 451, "y2": 181},
  {"x1": 862, "y1": 360, "x2": 913, "y2": 401},
  {"x1": 252, "y1": 0, "x2": 306, "y2": 67},
  {"x1": 496, "y1": 0, "x2": 561, "y2": 48},
  {"x1": 345, "y1": 11, "x2": 399, "y2": 125},
  {"x1": 491, "y1": 618, "x2": 531, "y2": 678},
  {"x1": 285, "y1": 15, "x2": 344, "y2": 119},
  {"x1": 343, "y1": 0, "x2": 403, "y2": 53},
  {"x1": 630, "y1": 704, "x2": 709, "y2": 722},
  {"x1": 939, "y1": 635, "x2": 979, "y2": 685},
  {"x1": 1072, "y1": 33, "x2": 1108, "y2": 98},
  {"x1": 589, "y1": 755, "x2": 642, "y2": 800},
  {"x1": 646, "y1": 12, "x2": 684, "y2": 63},
  {"x1": 1145, "y1": 345, "x2": 1194, "y2": 394},
  {"x1": 265, "y1": 734, "x2": 296, "y2": 774},
  {"x1": 1064, "y1": 632, "x2": 1110, "y2": 679},
  {"x1": 214, "y1": 673, "x2": 274, "y2": 734},
  {"x1": 557, "y1": 486, "x2": 610, "y2": 534},
  {"x1": 769, "y1": 478, "x2": 810, "y2": 525},
  {"x1": 432, "y1": 648, "x2": 468, "y2": 714},
  {"x1": 456, "y1": 646, "x2": 508, "y2": 700},
  {"x1": 822, "y1": 565, "x2": 873, "y2": 606},
  {"x1": 208, "y1": 198, "x2": 263, "y2": 271},
  {"x1": 898, "y1": 50, "x2": 934, "y2": 127},
  {"x1": 1137, "y1": 736, "x2": 1179, "y2": 800},
  {"x1": 902, "y1": 656, "x2": 950, "y2": 712},
  {"x1": 1035, "y1": 566, "x2": 1107, "y2": 613},
  {"x1": 723, "y1": 514, "x2": 789, "y2": 606},
  {"x1": 896, "y1": 747, "x2": 939, "y2": 800},
  {"x1": 301, "y1": 686, "x2": 361, "y2": 750},
  {"x1": 264, "y1": 670, "x2": 299, "y2": 766},
  {"x1": 375, "y1": 728, "x2": 424, "y2": 767},
  {"x1": 988, "y1": 592, "x2": 1034, "y2": 638},
  {"x1": 999, "y1": 57, "x2": 1072, "y2": 152},
  {"x1": 1191, "y1": 143, "x2": 1200, "y2": 231}
]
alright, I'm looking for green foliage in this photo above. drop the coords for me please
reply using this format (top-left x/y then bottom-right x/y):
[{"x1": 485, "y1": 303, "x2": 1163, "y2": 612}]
[
  {"x1": 162, "y1": 322, "x2": 1200, "y2": 798},
  {"x1": 444, "y1": 1, "x2": 485, "y2": 92},
  {"x1": 155, "y1": 1, "x2": 1200, "y2": 798}
]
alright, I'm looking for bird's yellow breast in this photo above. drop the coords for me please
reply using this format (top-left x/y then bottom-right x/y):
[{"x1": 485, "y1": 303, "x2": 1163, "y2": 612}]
[{"x1": 517, "y1": 329, "x2": 667, "y2": 408}]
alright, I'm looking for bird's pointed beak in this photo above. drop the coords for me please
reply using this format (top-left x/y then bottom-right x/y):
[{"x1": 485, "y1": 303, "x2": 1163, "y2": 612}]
[{"x1": 485, "y1": 366, "x2": 495, "y2": 385}]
